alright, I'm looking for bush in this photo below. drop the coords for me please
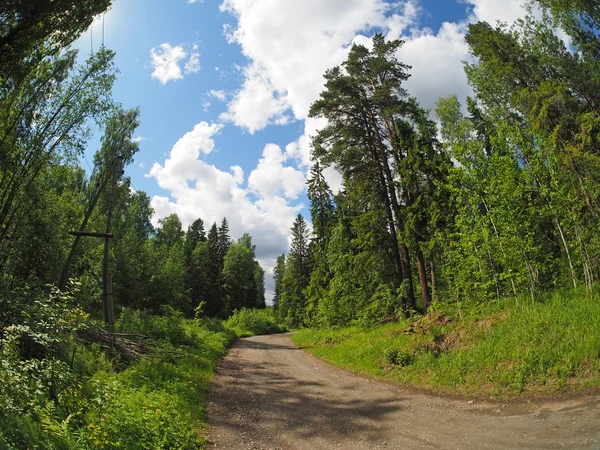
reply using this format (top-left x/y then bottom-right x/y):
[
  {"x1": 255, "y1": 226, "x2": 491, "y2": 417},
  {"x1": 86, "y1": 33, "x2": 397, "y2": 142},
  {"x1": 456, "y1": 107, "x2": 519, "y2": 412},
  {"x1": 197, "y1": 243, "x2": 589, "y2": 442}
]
[
  {"x1": 224, "y1": 308, "x2": 284, "y2": 337},
  {"x1": 0, "y1": 297, "x2": 236, "y2": 449},
  {"x1": 383, "y1": 347, "x2": 413, "y2": 367}
]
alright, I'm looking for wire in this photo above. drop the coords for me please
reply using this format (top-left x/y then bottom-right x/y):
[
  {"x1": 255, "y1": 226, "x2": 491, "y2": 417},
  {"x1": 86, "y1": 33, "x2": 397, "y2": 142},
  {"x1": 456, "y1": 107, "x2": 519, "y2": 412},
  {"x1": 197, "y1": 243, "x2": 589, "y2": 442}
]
[
  {"x1": 82, "y1": 154, "x2": 94, "y2": 173},
  {"x1": 102, "y1": 14, "x2": 105, "y2": 47}
]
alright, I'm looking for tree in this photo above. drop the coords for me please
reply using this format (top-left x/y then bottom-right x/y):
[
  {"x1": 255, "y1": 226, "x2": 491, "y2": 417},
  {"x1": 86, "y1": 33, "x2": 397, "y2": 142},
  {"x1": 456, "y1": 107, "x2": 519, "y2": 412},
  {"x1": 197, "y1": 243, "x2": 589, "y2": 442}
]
[
  {"x1": 463, "y1": 14, "x2": 600, "y2": 294},
  {"x1": 222, "y1": 240, "x2": 264, "y2": 315},
  {"x1": 112, "y1": 190, "x2": 154, "y2": 311},
  {"x1": 155, "y1": 214, "x2": 185, "y2": 249},
  {"x1": 305, "y1": 161, "x2": 335, "y2": 321},
  {"x1": 147, "y1": 214, "x2": 187, "y2": 313},
  {"x1": 0, "y1": 0, "x2": 113, "y2": 82},
  {"x1": 185, "y1": 218, "x2": 206, "y2": 259},
  {"x1": 309, "y1": 34, "x2": 448, "y2": 313},
  {"x1": 273, "y1": 254, "x2": 285, "y2": 310},
  {"x1": 184, "y1": 218, "x2": 207, "y2": 315},
  {"x1": 279, "y1": 214, "x2": 310, "y2": 327},
  {"x1": 205, "y1": 222, "x2": 223, "y2": 316},
  {"x1": 217, "y1": 217, "x2": 231, "y2": 270},
  {"x1": 0, "y1": 48, "x2": 117, "y2": 268},
  {"x1": 254, "y1": 262, "x2": 266, "y2": 309}
]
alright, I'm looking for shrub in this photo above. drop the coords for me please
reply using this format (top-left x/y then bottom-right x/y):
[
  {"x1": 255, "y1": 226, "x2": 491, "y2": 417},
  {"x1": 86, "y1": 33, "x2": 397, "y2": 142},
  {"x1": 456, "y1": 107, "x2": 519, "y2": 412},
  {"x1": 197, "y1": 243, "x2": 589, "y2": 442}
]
[
  {"x1": 383, "y1": 347, "x2": 413, "y2": 367},
  {"x1": 224, "y1": 308, "x2": 284, "y2": 337}
]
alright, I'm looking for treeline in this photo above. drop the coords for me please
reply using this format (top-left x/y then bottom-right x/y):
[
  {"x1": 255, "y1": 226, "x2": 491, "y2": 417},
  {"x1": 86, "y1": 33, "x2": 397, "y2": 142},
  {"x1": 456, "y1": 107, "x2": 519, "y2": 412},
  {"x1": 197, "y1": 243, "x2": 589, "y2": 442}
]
[{"x1": 275, "y1": 1, "x2": 600, "y2": 328}]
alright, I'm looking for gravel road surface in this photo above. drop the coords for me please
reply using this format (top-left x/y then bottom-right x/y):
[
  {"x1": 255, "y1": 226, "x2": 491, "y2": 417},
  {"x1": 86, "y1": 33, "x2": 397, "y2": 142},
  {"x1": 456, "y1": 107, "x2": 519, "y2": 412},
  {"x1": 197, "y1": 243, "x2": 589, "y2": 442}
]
[{"x1": 207, "y1": 333, "x2": 600, "y2": 449}]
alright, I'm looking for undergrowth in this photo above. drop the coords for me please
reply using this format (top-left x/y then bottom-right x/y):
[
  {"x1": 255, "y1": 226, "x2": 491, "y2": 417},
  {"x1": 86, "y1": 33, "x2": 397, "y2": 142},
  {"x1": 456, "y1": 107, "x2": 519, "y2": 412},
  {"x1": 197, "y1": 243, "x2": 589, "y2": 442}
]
[
  {"x1": 223, "y1": 307, "x2": 285, "y2": 337},
  {"x1": 293, "y1": 288, "x2": 600, "y2": 398},
  {"x1": 0, "y1": 284, "x2": 282, "y2": 449}
]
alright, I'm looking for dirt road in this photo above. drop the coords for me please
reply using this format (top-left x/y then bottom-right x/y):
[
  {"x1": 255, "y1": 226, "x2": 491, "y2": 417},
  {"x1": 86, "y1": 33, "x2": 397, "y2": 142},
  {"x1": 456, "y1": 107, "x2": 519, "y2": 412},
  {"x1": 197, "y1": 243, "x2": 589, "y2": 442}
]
[{"x1": 207, "y1": 333, "x2": 600, "y2": 449}]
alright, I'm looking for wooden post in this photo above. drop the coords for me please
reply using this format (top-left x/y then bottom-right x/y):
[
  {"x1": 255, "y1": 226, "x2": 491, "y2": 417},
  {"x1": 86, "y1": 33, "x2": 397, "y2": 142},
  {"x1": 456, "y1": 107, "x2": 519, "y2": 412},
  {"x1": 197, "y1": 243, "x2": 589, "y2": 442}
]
[
  {"x1": 103, "y1": 156, "x2": 122, "y2": 326},
  {"x1": 58, "y1": 158, "x2": 120, "y2": 291},
  {"x1": 106, "y1": 273, "x2": 114, "y2": 325}
]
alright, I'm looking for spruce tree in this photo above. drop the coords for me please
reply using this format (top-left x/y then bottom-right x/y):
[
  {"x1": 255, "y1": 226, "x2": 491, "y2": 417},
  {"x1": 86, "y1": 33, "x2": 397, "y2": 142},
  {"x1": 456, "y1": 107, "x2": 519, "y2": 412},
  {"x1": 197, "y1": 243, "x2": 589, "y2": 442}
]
[{"x1": 279, "y1": 214, "x2": 310, "y2": 327}]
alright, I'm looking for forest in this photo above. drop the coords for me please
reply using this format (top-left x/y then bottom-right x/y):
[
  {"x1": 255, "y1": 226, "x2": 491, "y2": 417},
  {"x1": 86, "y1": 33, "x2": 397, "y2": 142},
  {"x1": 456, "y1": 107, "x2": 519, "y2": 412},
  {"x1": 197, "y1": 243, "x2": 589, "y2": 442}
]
[
  {"x1": 0, "y1": 1, "x2": 272, "y2": 448},
  {"x1": 1, "y1": 0, "x2": 600, "y2": 448},
  {"x1": 275, "y1": 0, "x2": 600, "y2": 327}
]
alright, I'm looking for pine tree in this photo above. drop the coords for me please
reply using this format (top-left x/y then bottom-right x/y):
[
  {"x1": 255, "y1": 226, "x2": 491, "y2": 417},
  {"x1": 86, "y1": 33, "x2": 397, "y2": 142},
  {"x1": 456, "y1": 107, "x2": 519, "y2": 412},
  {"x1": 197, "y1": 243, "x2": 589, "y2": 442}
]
[
  {"x1": 309, "y1": 34, "x2": 423, "y2": 313},
  {"x1": 184, "y1": 218, "x2": 207, "y2": 316}
]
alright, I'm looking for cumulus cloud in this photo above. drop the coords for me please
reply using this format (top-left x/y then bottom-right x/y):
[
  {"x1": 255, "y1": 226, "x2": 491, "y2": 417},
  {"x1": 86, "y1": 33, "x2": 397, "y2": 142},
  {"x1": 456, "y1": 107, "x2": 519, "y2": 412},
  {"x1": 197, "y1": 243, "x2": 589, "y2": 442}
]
[
  {"x1": 149, "y1": 120, "x2": 305, "y2": 300},
  {"x1": 219, "y1": 64, "x2": 291, "y2": 133},
  {"x1": 150, "y1": 0, "x2": 538, "y2": 300},
  {"x1": 185, "y1": 52, "x2": 201, "y2": 74},
  {"x1": 150, "y1": 42, "x2": 202, "y2": 83},
  {"x1": 466, "y1": 0, "x2": 530, "y2": 26},
  {"x1": 219, "y1": 0, "x2": 397, "y2": 132},
  {"x1": 150, "y1": 43, "x2": 187, "y2": 84},
  {"x1": 248, "y1": 144, "x2": 306, "y2": 200},
  {"x1": 396, "y1": 21, "x2": 473, "y2": 112}
]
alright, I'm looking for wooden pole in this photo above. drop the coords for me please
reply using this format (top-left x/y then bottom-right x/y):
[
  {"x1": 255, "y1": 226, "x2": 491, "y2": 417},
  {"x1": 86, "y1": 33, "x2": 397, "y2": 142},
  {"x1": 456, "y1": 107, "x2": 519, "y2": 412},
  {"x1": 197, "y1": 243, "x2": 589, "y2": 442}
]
[
  {"x1": 58, "y1": 158, "x2": 120, "y2": 291},
  {"x1": 103, "y1": 156, "x2": 122, "y2": 326}
]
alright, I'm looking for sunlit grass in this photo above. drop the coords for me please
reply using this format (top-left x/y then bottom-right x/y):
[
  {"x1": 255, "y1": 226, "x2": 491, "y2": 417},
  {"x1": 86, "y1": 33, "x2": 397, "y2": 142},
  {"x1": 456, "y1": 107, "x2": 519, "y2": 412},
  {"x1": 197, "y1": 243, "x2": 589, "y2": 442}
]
[{"x1": 293, "y1": 288, "x2": 600, "y2": 398}]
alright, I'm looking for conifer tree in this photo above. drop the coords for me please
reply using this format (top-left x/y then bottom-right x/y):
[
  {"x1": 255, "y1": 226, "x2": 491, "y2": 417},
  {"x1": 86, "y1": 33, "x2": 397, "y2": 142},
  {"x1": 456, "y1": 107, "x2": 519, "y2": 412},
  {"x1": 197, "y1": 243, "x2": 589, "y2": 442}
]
[
  {"x1": 273, "y1": 254, "x2": 285, "y2": 310},
  {"x1": 279, "y1": 214, "x2": 310, "y2": 327}
]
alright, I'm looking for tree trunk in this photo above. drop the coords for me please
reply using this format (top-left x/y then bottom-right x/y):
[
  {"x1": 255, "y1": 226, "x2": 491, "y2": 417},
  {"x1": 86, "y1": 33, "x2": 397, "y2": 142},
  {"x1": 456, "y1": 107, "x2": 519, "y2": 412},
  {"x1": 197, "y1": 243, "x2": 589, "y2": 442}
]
[
  {"x1": 416, "y1": 247, "x2": 431, "y2": 309},
  {"x1": 429, "y1": 254, "x2": 437, "y2": 303}
]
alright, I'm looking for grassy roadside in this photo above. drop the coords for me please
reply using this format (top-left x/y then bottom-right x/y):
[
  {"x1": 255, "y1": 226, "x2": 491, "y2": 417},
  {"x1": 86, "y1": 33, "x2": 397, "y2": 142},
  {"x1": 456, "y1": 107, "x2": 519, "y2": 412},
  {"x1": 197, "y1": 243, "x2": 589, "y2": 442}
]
[
  {"x1": 0, "y1": 307, "x2": 283, "y2": 449},
  {"x1": 292, "y1": 289, "x2": 600, "y2": 398}
]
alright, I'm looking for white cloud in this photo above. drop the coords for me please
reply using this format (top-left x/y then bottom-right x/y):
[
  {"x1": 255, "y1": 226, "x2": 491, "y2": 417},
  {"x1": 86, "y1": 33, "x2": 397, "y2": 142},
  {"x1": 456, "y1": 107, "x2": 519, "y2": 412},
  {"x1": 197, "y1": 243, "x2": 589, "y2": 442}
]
[
  {"x1": 185, "y1": 52, "x2": 201, "y2": 74},
  {"x1": 397, "y1": 21, "x2": 473, "y2": 112},
  {"x1": 208, "y1": 89, "x2": 227, "y2": 101},
  {"x1": 150, "y1": 43, "x2": 187, "y2": 84},
  {"x1": 465, "y1": 0, "x2": 529, "y2": 26},
  {"x1": 219, "y1": 63, "x2": 291, "y2": 133},
  {"x1": 219, "y1": 0, "x2": 397, "y2": 132},
  {"x1": 149, "y1": 121, "x2": 304, "y2": 300},
  {"x1": 248, "y1": 143, "x2": 306, "y2": 200},
  {"x1": 131, "y1": 135, "x2": 146, "y2": 143}
]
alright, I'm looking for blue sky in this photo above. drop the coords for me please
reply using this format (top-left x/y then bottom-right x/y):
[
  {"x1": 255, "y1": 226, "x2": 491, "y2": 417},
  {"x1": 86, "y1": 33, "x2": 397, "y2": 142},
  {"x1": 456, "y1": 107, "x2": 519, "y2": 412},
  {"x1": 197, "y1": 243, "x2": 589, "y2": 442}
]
[{"x1": 73, "y1": 0, "x2": 532, "y2": 298}]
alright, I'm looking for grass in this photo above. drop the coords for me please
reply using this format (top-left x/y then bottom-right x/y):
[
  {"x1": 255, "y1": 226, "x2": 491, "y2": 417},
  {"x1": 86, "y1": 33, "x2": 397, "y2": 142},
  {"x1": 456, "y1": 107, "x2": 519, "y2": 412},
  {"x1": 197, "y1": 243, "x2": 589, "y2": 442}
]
[
  {"x1": 292, "y1": 288, "x2": 600, "y2": 398},
  {"x1": 0, "y1": 306, "x2": 284, "y2": 449}
]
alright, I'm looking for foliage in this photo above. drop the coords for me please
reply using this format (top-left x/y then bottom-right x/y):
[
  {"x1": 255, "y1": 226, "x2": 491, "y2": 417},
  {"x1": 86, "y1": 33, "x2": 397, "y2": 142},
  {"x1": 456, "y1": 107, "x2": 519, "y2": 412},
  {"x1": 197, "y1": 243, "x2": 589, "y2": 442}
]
[
  {"x1": 277, "y1": 4, "x2": 600, "y2": 338},
  {"x1": 0, "y1": 301, "x2": 237, "y2": 449},
  {"x1": 277, "y1": 214, "x2": 311, "y2": 327},
  {"x1": 0, "y1": 2, "x2": 271, "y2": 448},
  {"x1": 223, "y1": 308, "x2": 285, "y2": 338}
]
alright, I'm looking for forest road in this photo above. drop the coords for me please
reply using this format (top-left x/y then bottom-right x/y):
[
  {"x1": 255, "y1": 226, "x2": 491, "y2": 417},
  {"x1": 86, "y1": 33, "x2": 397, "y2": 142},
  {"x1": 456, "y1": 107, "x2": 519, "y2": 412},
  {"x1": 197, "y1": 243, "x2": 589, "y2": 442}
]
[{"x1": 206, "y1": 333, "x2": 600, "y2": 450}]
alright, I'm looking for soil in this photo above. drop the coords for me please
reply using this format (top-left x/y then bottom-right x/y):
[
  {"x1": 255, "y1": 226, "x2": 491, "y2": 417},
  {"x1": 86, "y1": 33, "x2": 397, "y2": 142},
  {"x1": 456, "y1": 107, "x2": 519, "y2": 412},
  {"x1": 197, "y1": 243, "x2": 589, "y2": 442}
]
[{"x1": 206, "y1": 333, "x2": 600, "y2": 449}]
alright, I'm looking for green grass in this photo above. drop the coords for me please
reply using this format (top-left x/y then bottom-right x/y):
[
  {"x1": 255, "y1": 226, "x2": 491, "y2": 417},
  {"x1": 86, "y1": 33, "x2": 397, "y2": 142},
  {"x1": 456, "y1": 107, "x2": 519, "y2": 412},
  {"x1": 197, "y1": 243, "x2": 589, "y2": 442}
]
[
  {"x1": 293, "y1": 288, "x2": 600, "y2": 398},
  {"x1": 0, "y1": 305, "x2": 287, "y2": 449}
]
